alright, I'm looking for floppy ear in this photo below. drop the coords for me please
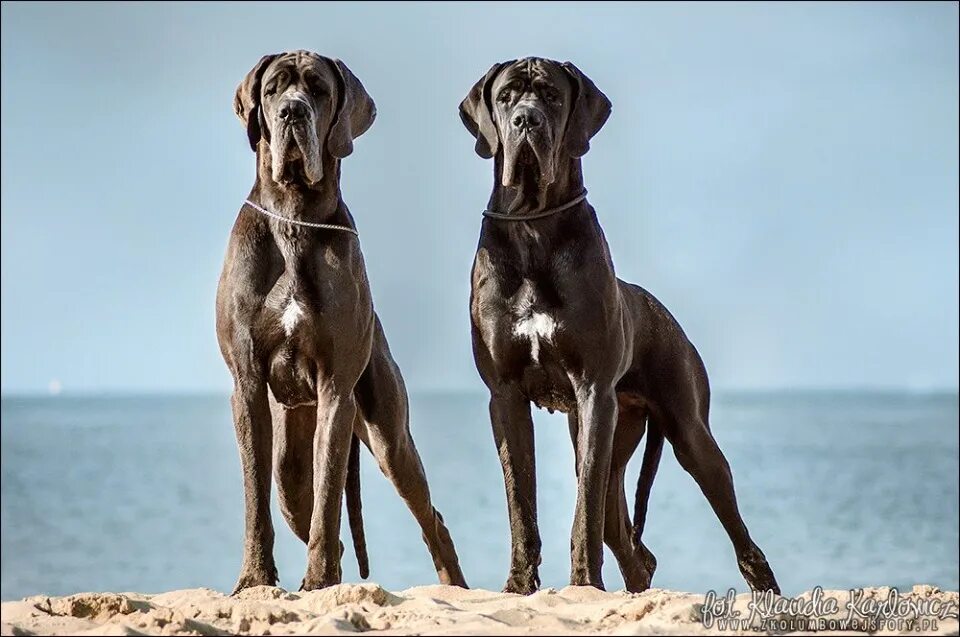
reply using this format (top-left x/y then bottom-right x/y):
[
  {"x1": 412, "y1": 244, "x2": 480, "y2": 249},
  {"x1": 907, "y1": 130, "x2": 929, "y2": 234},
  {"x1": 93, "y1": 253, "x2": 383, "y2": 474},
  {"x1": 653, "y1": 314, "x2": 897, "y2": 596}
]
[
  {"x1": 459, "y1": 62, "x2": 509, "y2": 159},
  {"x1": 234, "y1": 53, "x2": 281, "y2": 152},
  {"x1": 326, "y1": 59, "x2": 377, "y2": 159},
  {"x1": 561, "y1": 62, "x2": 612, "y2": 158}
]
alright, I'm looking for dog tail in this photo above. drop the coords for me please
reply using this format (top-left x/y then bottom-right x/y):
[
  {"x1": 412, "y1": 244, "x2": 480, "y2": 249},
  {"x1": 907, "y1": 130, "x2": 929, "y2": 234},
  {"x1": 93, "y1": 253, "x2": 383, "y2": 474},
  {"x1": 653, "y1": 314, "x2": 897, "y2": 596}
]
[
  {"x1": 346, "y1": 433, "x2": 370, "y2": 579},
  {"x1": 632, "y1": 419, "x2": 664, "y2": 546}
]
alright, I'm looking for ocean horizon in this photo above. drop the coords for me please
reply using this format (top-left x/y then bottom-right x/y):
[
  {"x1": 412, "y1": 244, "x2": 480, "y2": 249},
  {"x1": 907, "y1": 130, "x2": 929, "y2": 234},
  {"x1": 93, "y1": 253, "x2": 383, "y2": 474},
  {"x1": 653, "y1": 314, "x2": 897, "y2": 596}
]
[{"x1": 2, "y1": 389, "x2": 958, "y2": 601}]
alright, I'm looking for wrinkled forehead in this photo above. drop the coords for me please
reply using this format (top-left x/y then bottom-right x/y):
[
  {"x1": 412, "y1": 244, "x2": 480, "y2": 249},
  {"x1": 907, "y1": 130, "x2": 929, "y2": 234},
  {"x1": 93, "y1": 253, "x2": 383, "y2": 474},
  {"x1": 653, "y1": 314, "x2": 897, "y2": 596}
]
[
  {"x1": 263, "y1": 50, "x2": 337, "y2": 87},
  {"x1": 492, "y1": 57, "x2": 570, "y2": 92}
]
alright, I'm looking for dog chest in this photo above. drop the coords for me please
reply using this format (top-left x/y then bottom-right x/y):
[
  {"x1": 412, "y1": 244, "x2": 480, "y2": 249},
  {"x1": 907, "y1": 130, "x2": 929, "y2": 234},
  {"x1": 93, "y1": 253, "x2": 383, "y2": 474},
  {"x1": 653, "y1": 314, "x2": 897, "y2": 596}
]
[
  {"x1": 507, "y1": 282, "x2": 579, "y2": 411},
  {"x1": 513, "y1": 311, "x2": 557, "y2": 363},
  {"x1": 280, "y1": 297, "x2": 304, "y2": 335},
  {"x1": 507, "y1": 279, "x2": 560, "y2": 361}
]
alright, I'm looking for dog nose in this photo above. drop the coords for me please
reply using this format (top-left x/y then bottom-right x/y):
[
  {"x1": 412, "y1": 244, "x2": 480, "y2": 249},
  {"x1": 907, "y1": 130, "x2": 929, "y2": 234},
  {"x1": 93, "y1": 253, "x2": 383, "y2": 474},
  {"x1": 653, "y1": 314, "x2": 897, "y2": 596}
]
[
  {"x1": 511, "y1": 107, "x2": 543, "y2": 130},
  {"x1": 278, "y1": 101, "x2": 309, "y2": 122}
]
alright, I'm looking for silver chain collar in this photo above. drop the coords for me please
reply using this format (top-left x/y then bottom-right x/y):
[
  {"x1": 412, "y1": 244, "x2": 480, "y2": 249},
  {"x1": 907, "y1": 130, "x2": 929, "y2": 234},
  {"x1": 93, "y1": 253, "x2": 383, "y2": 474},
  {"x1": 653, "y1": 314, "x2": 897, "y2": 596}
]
[{"x1": 244, "y1": 199, "x2": 359, "y2": 236}]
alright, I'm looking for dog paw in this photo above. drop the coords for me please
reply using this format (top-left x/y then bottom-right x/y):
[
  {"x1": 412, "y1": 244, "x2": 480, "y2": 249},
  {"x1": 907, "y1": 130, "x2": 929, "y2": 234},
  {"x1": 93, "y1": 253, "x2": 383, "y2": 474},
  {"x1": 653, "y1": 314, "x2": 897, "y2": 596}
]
[
  {"x1": 438, "y1": 567, "x2": 469, "y2": 588},
  {"x1": 300, "y1": 545, "x2": 344, "y2": 592},
  {"x1": 299, "y1": 562, "x2": 342, "y2": 592},
  {"x1": 739, "y1": 550, "x2": 781, "y2": 595},
  {"x1": 231, "y1": 565, "x2": 279, "y2": 595},
  {"x1": 569, "y1": 568, "x2": 606, "y2": 591},
  {"x1": 623, "y1": 563, "x2": 653, "y2": 594},
  {"x1": 299, "y1": 576, "x2": 340, "y2": 592},
  {"x1": 502, "y1": 572, "x2": 540, "y2": 595},
  {"x1": 637, "y1": 544, "x2": 658, "y2": 579}
]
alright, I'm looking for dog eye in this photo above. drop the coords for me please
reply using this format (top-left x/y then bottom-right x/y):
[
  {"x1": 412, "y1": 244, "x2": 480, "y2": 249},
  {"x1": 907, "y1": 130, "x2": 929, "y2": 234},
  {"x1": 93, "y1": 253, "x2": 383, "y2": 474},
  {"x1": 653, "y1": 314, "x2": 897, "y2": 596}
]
[
  {"x1": 497, "y1": 89, "x2": 512, "y2": 103},
  {"x1": 543, "y1": 89, "x2": 560, "y2": 104},
  {"x1": 264, "y1": 84, "x2": 277, "y2": 97}
]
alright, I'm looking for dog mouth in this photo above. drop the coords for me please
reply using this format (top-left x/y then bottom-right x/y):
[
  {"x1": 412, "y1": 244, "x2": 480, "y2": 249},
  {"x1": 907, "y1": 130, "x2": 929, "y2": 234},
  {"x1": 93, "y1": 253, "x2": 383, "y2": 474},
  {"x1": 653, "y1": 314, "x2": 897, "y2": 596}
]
[
  {"x1": 502, "y1": 136, "x2": 555, "y2": 190},
  {"x1": 271, "y1": 123, "x2": 323, "y2": 187},
  {"x1": 278, "y1": 157, "x2": 308, "y2": 185},
  {"x1": 284, "y1": 142, "x2": 303, "y2": 161}
]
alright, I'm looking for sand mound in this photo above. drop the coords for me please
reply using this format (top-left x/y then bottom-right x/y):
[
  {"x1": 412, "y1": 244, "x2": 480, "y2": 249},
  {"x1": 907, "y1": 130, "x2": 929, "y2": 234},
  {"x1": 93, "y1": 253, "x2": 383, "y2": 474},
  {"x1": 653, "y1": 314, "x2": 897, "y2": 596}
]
[{"x1": 2, "y1": 584, "x2": 957, "y2": 635}]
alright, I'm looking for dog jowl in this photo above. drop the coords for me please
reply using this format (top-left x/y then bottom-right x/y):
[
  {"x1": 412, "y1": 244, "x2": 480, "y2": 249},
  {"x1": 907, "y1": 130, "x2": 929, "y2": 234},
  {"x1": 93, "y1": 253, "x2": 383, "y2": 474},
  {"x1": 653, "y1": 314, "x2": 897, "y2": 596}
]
[
  {"x1": 217, "y1": 50, "x2": 466, "y2": 593},
  {"x1": 460, "y1": 57, "x2": 780, "y2": 595}
]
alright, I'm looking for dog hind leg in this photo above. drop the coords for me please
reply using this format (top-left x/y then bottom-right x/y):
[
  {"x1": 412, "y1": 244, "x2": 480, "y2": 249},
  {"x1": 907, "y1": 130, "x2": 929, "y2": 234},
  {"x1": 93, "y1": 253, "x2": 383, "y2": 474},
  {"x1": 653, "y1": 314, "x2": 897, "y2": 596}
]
[
  {"x1": 662, "y1": 406, "x2": 780, "y2": 594},
  {"x1": 603, "y1": 407, "x2": 654, "y2": 592},
  {"x1": 354, "y1": 321, "x2": 467, "y2": 588},
  {"x1": 632, "y1": 416, "x2": 663, "y2": 580}
]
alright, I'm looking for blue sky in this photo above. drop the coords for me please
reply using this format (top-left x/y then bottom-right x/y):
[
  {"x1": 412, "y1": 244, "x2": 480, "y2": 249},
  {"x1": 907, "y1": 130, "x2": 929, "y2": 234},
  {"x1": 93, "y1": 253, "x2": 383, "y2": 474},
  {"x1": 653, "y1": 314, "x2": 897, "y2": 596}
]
[{"x1": 1, "y1": 1, "x2": 957, "y2": 394}]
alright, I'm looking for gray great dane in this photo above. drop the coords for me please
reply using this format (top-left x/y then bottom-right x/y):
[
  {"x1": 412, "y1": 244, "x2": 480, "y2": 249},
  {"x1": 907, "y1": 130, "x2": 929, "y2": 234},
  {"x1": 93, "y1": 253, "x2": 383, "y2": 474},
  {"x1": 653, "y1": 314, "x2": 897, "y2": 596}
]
[
  {"x1": 217, "y1": 50, "x2": 466, "y2": 592},
  {"x1": 460, "y1": 57, "x2": 780, "y2": 594}
]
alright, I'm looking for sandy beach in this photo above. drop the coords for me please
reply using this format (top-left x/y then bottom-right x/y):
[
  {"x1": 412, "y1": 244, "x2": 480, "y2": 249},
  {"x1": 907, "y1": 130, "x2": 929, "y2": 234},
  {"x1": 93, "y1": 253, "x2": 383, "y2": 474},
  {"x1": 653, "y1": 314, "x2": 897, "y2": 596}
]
[{"x1": 2, "y1": 583, "x2": 957, "y2": 636}]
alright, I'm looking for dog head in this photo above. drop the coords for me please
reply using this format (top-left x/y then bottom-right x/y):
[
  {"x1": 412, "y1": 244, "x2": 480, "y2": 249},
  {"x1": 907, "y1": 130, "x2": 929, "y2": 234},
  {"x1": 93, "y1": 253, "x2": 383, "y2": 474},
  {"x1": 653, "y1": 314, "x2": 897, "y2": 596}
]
[
  {"x1": 460, "y1": 57, "x2": 611, "y2": 190},
  {"x1": 234, "y1": 50, "x2": 376, "y2": 188}
]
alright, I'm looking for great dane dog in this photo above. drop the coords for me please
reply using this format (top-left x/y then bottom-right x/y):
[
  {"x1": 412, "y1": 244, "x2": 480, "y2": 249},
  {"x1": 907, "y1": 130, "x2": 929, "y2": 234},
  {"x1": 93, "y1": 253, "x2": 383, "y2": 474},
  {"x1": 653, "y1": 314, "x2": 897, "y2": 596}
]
[
  {"x1": 459, "y1": 57, "x2": 780, "y2": 595},
  {"x1": 217, "y1": 50, "x2": 466, "y2": 592}
]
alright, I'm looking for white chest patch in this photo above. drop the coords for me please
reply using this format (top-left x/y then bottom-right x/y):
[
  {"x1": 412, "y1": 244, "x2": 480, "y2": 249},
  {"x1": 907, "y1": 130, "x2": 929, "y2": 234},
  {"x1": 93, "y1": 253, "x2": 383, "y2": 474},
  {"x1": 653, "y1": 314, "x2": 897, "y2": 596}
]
[
  {"x1": 281, "y1": 298, "x2": 304, "y2": 336},
  {"x1": 513, "y1": 312, "x2": 557, "y2": 363}
]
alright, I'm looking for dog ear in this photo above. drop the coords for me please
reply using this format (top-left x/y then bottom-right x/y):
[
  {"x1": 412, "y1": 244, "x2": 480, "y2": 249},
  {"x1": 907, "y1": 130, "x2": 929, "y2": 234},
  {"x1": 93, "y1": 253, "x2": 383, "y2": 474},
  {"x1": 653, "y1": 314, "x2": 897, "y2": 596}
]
[
  {"x1": 234, "y1": 53, "x2": 281, "y2": 152},
  {"x1": 560, "y1": 61, "x2": 612, "y2": 158},
  {"x1": 326, "y1": 59, "x2": 377, "y2": 159},
  {"x1": 459, "y1": 62, "x2": 509, "y2": 159}
]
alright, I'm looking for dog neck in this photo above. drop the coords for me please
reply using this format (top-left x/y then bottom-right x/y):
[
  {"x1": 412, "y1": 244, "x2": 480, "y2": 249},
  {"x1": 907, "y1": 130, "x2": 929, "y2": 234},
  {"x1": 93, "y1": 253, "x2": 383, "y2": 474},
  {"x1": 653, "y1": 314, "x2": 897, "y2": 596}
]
[
  {"x1": 487, "y1": 154, "x2": 585, "y2": 218},
  {"x1": 252, "y1": 147, "x2": 349, "y2": 226}
]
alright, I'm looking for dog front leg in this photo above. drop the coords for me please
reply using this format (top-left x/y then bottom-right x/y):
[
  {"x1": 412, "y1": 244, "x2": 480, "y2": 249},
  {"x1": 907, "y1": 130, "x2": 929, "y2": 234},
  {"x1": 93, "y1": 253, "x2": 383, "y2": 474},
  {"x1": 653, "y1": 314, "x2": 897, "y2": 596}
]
[
  {"x1": 301, "y1": 387, "x2": 357, "y2": 590},
  {"x1": 489, "y1": 385, "x2": 541, "y2": 594},
  {"x1": 570, "y1": 385, "x2": 618, "y2": 589},
  {"x1": 230, "y1": 379, "x2": 278, "y2": 593}
]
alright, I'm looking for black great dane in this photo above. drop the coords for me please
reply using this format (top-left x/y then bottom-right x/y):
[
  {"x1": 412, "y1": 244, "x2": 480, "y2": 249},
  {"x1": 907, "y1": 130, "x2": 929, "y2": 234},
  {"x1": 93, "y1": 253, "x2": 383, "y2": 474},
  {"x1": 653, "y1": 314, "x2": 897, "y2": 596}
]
[
  {"x1": 217, "y1": 50, "x2": 466, "y2": 593},
  {"x1": 459, "y1": 57, "x2": 780, "y2": 595}
]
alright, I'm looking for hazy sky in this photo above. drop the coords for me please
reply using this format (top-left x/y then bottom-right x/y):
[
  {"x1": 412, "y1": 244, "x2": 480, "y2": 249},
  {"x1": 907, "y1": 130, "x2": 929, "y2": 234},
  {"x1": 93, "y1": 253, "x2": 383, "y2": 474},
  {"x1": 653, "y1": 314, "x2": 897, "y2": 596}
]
[{"x1": 1, "y1": 2, "x2": 957, "y2": 394}]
